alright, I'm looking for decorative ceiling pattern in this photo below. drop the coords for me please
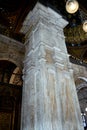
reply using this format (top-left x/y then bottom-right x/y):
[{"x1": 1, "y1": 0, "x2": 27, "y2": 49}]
[{"x1": 0, "y1": 0, "x2": 37, "y2": 42}]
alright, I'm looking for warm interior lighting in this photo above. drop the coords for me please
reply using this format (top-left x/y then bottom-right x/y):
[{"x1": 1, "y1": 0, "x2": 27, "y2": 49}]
[
  {"x1": 83, "y1": 20, "x2": 87, "y2": 32},
  {"x1": 85, "y1": 107, "x2": 87, "y2": 112},
  {"x1": 66, "y1": 0, "x2": 79, "y2": 14}
]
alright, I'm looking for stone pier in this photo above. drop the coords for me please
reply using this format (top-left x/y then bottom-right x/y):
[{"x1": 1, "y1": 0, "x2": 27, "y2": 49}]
[{"x1": 20, "y1": 2, "x2": 84, "y2": 130}]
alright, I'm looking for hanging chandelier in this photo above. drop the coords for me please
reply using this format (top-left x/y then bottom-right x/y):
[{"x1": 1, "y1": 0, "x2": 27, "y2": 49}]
[{"x1": 65, "y1": 0, "x2": 79, "y2": 14}]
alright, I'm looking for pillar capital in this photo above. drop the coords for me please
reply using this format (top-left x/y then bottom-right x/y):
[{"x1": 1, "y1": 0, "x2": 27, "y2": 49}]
[{"x1": 20, "y1": 2, "x2": 68, "y2": 40}]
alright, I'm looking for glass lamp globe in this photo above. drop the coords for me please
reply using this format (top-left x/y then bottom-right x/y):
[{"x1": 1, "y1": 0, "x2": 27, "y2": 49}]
[
  {"x1": 66, "y1": 0, "x2": 79, "y2": 14},
  {"x1": 83, "y1": 20, "x2": 87, "y2": 32}
]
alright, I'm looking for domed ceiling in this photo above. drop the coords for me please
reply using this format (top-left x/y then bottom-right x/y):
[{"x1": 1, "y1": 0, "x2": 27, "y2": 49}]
[{"x1": 0, "y1": 0, "x2": 87, "y2": 66}]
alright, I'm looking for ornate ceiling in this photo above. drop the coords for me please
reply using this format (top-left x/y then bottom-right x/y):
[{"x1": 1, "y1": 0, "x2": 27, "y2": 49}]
[
  {"x1": 0, "y1": 0, "x2": 37, "y2": 42},
  {"x1": 0, "y1": 0, "x2": 87, "y2": 66}
]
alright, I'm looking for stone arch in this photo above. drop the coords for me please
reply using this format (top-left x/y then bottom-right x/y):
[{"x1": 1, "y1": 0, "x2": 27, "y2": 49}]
[
  {"x1": 0, "y1": 57, "x2": 21, "y2": 69},
  {"x1": 76, "y1": 82, "x2": 87, "y2": 113},
  {"x1": 0, "y1": 35, "x2": 24, "y2": 130},
  {"x1": 0, "y1": 60, "x2": 22, "y2": 85},
  {"x1": 71, "y1": 64, "x2": 87, "y2": 113},
  {"x1": 71, "y1": 63, "x2": 87, "y2": 91},
  {"x1": 0, "y1": 34, "x2": 25, "y2": 69},
  {"x1": 75, "y1": 76, "x2": 87, "y2": 113},
  {"x1": 9, "y1": 67, "x2": 22, "y2": 86},
  {"x1": 76, "y1": 82, "x2": 87, "y2": 93},
  {"x1": 0, "y1": 60, "x2": 22, "y2": 130}
]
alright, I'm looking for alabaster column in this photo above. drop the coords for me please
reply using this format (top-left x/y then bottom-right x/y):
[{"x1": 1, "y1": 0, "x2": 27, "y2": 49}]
[{"x1": 20, "y1": 2, "x2": 84, "y2": 130}]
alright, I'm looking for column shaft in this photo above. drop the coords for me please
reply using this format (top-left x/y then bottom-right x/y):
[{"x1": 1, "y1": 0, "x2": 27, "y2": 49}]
[{"x1": 21, "y1": 2, "x2": 84, "y2": 130}]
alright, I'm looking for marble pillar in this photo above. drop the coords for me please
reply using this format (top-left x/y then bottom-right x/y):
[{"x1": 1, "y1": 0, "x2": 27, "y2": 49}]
[{"x1": 20, "y1": 2, "x2": 84, "y2": 130}]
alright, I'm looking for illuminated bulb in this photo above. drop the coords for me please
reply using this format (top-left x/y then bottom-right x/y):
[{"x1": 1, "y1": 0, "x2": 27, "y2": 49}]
[
  {"x1": 81, "y1": 113, "x2": 83, "y2": 115},
  {"x1": 66, "y1": 0, "x2": 79, "y2": 14},
  {"x1": 83, "y1": 20, "x2": 87, "y2": 32},
  {"x1": 84, "y1": 113, "x2": 86, "y2": 115},
  {"x1": 85, "y1": 107, "x2": 87, "y2": 112}
]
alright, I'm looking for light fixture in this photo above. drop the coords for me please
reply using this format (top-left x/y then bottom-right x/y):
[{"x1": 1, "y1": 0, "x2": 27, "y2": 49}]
[
  {"x1": 66, "y1": 0, "x2": 79, "y2": 14},
  {"x1": 85, "y1": 107, "x2": 87, "y2": 112},
  {"x1": 78, "y1": 9, "x2": 87, "y2": 32},
  {"x1": 65, "y1": 0, "x2": 87, "y2": 33},
  {"x1": 83, "y1": 20, "x2": 87, "y2": 32}
]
